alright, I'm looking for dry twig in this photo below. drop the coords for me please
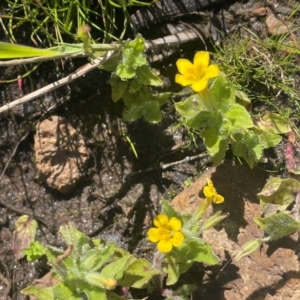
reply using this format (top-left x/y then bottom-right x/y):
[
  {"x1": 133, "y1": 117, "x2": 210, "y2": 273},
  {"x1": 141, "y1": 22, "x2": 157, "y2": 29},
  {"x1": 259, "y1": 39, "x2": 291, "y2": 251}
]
[
  {"x1": 0, "y1": 132, "x2": 29, "y2": 183},
  {"x1": 0, "y1": 29, "x2": 199, "y2": 115},
  {"x1": 0, "y1": 196, "x2": 55, "y2": 233},
  {"x1": 0, "y1": 271, "x2": 12, "y2": 300}
]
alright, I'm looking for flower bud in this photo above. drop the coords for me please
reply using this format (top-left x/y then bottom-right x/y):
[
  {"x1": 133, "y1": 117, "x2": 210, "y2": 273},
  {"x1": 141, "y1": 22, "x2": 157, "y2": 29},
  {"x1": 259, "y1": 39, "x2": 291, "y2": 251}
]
[
  {"x1": 85, "y1": 272, "x2": 116, "y2": 290},
  {"x1": 233, "y1": 239, "x2": 264, "y2": 261},
  {"x1": 201, "y1": 211, "x2": 227, "y2": 231}
]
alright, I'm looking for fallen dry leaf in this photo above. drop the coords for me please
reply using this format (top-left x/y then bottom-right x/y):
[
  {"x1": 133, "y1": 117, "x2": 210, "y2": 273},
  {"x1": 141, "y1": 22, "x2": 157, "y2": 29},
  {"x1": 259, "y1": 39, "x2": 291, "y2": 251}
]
[{"x1": 12, "y1": 215, "x2": 37, "y2": 260}]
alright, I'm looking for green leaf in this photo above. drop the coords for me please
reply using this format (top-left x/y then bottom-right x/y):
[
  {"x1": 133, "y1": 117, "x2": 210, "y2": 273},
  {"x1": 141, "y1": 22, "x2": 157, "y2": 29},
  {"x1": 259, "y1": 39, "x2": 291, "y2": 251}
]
[
  {"x1": 80, "y1": 244, "x2": 115, "y2": 272},
  {"x1": 106, "y1": 291, "x2": 125, "y2": 300},
  {"x1": 23, "y1": 241, "x2": 46, "y2": 261},
  {"x1": 129, "y1": 79, "x2": 142, "y2": 93},
  {"x1": 177, "y1": 238, "x2": 219, "y2": 265},
  {"x1": 136, "y1": 65, "x2": 163, "y2": 86},
  {"x1": 83, "y1": 287, "x2": 107, "y2": 300},
  {"x1": 175, "y1": 284, "x2": 197, "y2": 299},
  {"x1": 122, "y1": 87, "x2": 169, "y2": 122},
  {"x1": 210, "y1": 75, "x2": 235, "y2": 111},
  {"x1": 259, "y1": 131, "x2": 282, "y2": 148},
  {"x1": 126, "y1": 34, "x2": 145, "y2": 53},
  {"x1": 101, "y1": 52, "x2": 122, "y2": 72},
  {"x1": 116, "y1": 36, "x2": 147, "y2": 80},
  {"x1": 122, "y1": 47, "x2": 146, "y2": 68},
  {"x1": 210, "y1": 138, "x2": 228, "y2": 166},
  {"x1": 109, "y1": 75, "x2": 128, "y2": 102},
  {"x1": 254, "y1": 212, "x2": 300, "y2": 240},
  {"x1": 21, "y1": 282, "x2": 82, "y2": 300},
  {"x1": 231, "y1": 131, "x2": 262, "y2": 168},
  {"x1": 224, "y1": 104, "x2": 253, "y2": 132},
  {"x1": 123, "y1": 105, "x2": 143, "y2": 122},
  {"x1": 257, "y1": 177, "x2": 300, "y2": 208},
  {"x1": 175, "y1": 93, "x2": 206, "y2": 121},
  {"x1": 59, "y1": 222, "x2": 93, "y2": 257},
  {"x1": 116, "y1": 62, "x2": 136, "y2": 79},
  {"x1": 142, "y1": 101, "x2": 162, "y2": 123},
  {"x1": 118, "y1": 258, "x2": 160, "y2": 288},
  {"x1": 21, "y1": 286, "x2": 54, "y2": 300},
  {"x1": 234, "y1": 239, "x2": 264, "y2": 261},
  {"x1": 161, "y1": 200, "x2": 183, "y2": 221},
  {"x1": 12, "y1": 215, "x2": 38, "y2": 260},
  {"x1": 289, "y1": 168, "x2": 300, "y2": 175},
  {"x1": 0, "y1": 42, "x2": 61, "y2": 58},
  {"x1": 186, "y1": 110, "x2": 229, "y2": 165},
  {"x1": 235, "y1": 89, "x2": 252, "y2": 108},
  {"x1": 52, "y1": 283, "x2": 82, "y2": 300},
  {"x1": 101, "y1": 254, "x2": 135, "y2": 281},
  {"x1": 256, "y1": 112, "x2": 291, "y2": 134},
  {"x1": 163, "y1": 258, "x2": 191, "y2": 286},
  {"x1": 164, "y1": 238, "x2": 218, "y2": 285},
  {"x1": 153, "y1": 91, "x2": 170, "y2": 106},
  {"x1": 75, "y1": 281, "x2": 108, "y2": 300},
  {"x1": 201, "y1": 211, "x2": 227, "y2": 231},
  {"x1": 186, "y1": 110, "x2": 221, "y2": 129},
  {"x1": 44, "y1": 245, "x2": 64, "y2": 264},
  {"x1": 85, "y1": 272, "x2": 116, "y2": 290}
]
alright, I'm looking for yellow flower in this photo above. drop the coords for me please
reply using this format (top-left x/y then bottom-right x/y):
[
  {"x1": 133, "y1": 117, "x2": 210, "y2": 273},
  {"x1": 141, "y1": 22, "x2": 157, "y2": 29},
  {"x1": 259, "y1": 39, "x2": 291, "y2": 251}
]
[
  {"x1": 147, "y1": 214, "x2": 184, "y2": 253},
  {"x1": 175, "y1": 51, "x2": 219, "y2": 92},
  {"x1": 203, "y1": 179, "x2": 224, "y2": 204}
]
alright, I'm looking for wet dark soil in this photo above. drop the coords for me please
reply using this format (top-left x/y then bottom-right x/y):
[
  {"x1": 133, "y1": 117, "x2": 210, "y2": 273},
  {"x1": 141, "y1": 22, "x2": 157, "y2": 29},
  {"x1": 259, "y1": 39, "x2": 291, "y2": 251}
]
[{"x1": 0, "y1": 0, "x2": 300, "y2": 299}]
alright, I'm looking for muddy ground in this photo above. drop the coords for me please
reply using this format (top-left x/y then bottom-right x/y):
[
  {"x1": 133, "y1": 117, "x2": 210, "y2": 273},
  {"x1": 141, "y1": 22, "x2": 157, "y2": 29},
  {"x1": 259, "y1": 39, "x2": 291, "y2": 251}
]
[{"x1": 0, "y1": 0, "x2": 300, "y2": 299}]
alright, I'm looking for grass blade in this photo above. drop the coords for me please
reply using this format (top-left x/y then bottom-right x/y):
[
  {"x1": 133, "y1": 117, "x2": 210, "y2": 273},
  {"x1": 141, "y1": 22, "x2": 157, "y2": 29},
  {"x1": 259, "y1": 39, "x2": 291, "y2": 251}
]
[{"x1": 0, "y1": 42, "x2": 61, "y2": 59}]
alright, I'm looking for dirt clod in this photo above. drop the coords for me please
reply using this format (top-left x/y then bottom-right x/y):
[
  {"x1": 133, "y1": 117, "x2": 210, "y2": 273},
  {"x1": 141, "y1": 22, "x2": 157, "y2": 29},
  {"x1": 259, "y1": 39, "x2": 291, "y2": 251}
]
[{"x1": 34, "y1": 116, "x2": 89, "y2": 194}]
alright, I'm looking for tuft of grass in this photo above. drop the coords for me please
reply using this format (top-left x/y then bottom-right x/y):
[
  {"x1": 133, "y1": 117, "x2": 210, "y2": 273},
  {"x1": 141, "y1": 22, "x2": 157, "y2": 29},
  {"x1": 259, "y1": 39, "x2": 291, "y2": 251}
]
[
  {"x1": 1, "y1": 0, "x2": 155, "y2": 46},
  {"x1": 213, "y1": 29, "x2": 300, "y2": 118}
]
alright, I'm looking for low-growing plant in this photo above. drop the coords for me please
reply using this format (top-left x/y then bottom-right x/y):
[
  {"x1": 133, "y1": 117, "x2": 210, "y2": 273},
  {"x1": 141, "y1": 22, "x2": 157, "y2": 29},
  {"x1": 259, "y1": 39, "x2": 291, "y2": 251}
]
[
  {"x1": 103, "y1": 34, "x2": 170, "y2": 122},
  {"x1": 21, "y1": 179, "x2": 226, "y2": 299},
  {"x1": 21, "y1": 223, "x2": 160, "y2": 299},
  {"x1": 213, "y1": 29, "x2": 300, "y2": 114},
  {"x1": 234, "y1": 176, "x2": 300, "y2": 261},
  {"x1": 234, "y1": 134, "x2": 300, "y2": 260},
  {"x1": 174, "y1": 51, "x2": 291, "y2": 168},
  {"x1": 3, "y1": 7, "x2": 300, "y2": 280}
]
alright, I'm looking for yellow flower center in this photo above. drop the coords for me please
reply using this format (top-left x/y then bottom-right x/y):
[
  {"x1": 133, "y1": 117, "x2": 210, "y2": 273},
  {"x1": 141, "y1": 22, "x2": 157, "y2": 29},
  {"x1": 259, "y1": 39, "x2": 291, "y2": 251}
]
[{"x1": 159, "y1": 227, "x2": 173, "y2": 240}]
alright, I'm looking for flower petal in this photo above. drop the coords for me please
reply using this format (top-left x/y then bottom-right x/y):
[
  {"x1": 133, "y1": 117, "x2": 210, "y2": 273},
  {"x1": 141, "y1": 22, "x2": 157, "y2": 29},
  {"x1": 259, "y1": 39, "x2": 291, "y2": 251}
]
[
  {"x1": 203, "y1": 186, "x2": 213, "y2": 198},
  {"x1": 175, "y1": 74, "x2": 195, "y2": 86},
  {"x1": 157, "y1": 239, "x2": 173, "y2": 253},
  {"x1": 168, "y1": 217, "x2": 182, "y2": 231},
  {"x1": 154, "y1": 214, "x2": 169, "y2": 228},
  {"x1": 204, "y1": 64, "x2": 220, "y2": 79},
  {"x1": 191, "y1": 78, "x2": 209, "y2": 92},
  {"x1": 214, "y1": 194, "x2": 224, "y2": 204},
  {"x1": 172, "y1": 232, "x2": 184, "y2": 247},
  {"x1": 176, "y1": 58, "x2": 194, "y2": 75},
  {"x1": 206, "y1": 178, "x2": 212, "y2": 185},
  {"x1": 193, "y1": 51, "x2": 209, "y2": 69},
  {"x1": 203, "y1": 184, "x2": 215, "y2": 198},
  {"x1": 147, "y1": 228, "x2": 161, "y2": 242}
]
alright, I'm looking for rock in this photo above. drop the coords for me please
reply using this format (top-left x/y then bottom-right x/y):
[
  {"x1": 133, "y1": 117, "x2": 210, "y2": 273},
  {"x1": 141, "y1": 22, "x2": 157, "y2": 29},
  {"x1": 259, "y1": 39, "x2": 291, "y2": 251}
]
[
  {"x1": 266, "y1": 7, "x2": 289, "y2": 35},
  {"x1": 34, "y1": 116, "x2": 89, "y2": 194},
  {"x1": 171, "y1": 167, "x2": 216, "y2": 214},
  {"x1": 171, "y1": 161, "x2": 299, "y2": 299},
  {"x1": 252, "y1": 7, "x2": 266, "y2": 17}
]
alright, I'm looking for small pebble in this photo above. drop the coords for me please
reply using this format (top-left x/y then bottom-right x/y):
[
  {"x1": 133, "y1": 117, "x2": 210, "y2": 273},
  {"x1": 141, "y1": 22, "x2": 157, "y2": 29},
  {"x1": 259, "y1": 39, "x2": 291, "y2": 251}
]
[
  {"x1": 266, "y1": 7, "x2": 289, "y2": 36},
  {"x1": 252, "y1": 7, "x2": 266, "y2": 17},
  {"x1": 266, "y1": 14, "x2": 289, "y2": 35}
]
